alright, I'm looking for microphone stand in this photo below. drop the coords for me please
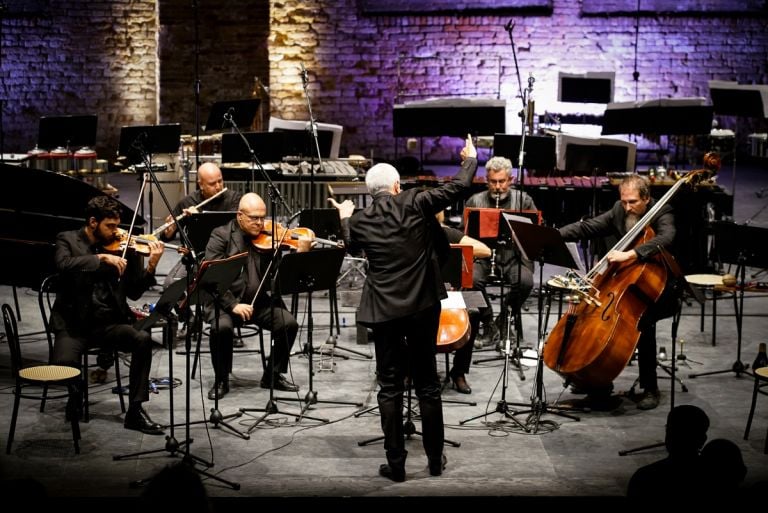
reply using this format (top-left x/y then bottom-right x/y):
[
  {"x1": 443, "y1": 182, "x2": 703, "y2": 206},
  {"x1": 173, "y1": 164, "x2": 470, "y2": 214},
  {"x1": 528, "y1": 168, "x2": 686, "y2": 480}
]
[
  {"x1": 112, "y1": 139, "x2": 239, "y2": 490},
  {"x1": 300, "y1": 63, "x2": 321, "y2": 231},
  {"x1": 191, "y1": 0, "x2": 201, "y2": 193},
  {"x1": 224, "y1": 110, "x2": 291, "y2": 214}
]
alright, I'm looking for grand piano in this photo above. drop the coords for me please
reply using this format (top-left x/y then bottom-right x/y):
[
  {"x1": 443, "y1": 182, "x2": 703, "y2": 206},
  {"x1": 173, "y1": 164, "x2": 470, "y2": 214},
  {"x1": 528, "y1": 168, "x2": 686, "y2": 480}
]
[{"x1": 0, "y1": 164, "x2": 146, "y2": 297}]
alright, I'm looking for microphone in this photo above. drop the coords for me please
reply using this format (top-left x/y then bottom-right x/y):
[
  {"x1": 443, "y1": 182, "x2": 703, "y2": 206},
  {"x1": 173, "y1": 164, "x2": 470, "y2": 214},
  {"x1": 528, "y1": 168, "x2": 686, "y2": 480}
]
[
  {"x1": 300, "y1": 63, "x2": 309, "y2": 86},
  {"x1": 505, "y1": 19, "x2": 514, "y2": 31},
  {"x1": 223, "y1": 106, "x2": 235, "y2": 123}
]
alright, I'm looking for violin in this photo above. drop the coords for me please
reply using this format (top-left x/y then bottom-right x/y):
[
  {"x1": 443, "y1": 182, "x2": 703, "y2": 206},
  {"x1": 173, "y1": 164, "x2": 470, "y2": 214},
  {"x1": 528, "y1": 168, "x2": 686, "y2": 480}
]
[
  {"x1": 102, "y1": 228, "x2": 181, "y2": 255},
  {"x1": 251, "y1": 220, "x2": 342, "y2": 252}
]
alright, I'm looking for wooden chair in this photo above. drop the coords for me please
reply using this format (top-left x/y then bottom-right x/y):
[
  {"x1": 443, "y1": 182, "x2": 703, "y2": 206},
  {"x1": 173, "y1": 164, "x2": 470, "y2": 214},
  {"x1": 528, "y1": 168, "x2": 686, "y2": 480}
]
[
  {"x1": 38, "y1": 274, "x2": 125, "y2": 422},
  {"x1": 3, "y1": 303, "x2": 82, "y2": 454}
]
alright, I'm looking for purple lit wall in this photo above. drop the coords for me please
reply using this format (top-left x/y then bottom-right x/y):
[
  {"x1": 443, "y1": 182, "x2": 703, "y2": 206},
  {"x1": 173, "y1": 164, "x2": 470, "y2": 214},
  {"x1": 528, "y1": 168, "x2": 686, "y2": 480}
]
[{"x1": 1, "y1": 0, "x2": 766, "y2": 167}]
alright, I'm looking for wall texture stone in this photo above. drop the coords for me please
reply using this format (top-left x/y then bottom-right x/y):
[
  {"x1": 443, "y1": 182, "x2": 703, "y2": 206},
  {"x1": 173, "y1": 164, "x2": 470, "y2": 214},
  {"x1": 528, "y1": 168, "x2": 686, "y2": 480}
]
[{"x1": 1, "y1": 0, "x2": 766, "y2": 167}]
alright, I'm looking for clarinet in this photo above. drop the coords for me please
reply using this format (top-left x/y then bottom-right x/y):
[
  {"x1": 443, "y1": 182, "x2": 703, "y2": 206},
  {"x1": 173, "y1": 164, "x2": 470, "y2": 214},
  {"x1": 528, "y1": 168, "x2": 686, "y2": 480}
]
[{"x1": 488, "y1": 192, "x2": 500, "y2": 279}]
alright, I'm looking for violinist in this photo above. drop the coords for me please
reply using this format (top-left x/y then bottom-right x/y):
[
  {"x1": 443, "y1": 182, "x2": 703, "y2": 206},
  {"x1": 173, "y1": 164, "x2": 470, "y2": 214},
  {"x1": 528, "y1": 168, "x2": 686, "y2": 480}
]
[
  {"x1": 50, "y1": 195, "x2": 166, "y2": 434},
  {"x1": 203, "y1": 192, "x2": 299, "y2": 400},
  {"x1": 558, "y1": 174, "x2": 677, "y2": 411}
]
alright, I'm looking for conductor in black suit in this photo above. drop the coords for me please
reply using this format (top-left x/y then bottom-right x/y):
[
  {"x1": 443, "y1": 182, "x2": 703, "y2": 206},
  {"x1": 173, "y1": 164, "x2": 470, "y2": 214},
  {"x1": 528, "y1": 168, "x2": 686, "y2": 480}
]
[{"x1": 330, "y1": 135, "x2": 478, "y2": 482}]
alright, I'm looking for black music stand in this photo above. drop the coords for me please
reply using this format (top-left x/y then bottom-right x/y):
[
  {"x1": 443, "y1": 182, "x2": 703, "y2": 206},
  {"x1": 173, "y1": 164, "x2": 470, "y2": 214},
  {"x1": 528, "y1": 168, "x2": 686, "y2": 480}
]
[
  {"x1": 118, "y1": 123, "x2": 182, "y2": 232},
  {"x1": 184, "y1": 253, "x2": 251, "y2": 446},
  {"x1": 465, "y1": 208, "x2": 536, "y2": 376},
  {"x1": 493, "y1": 134, "x2": 556, "y2": 173},
  {"x1": 709, "y1": 82, "x2": 768, "y2": 198},
  {"x1": 180, "y1": 211, "x2": 237, "y2": 258},
  {"x1": 296, "y1": 208, "x2": 371, "y2": 359},
  {"x1": 38, "y1": 114, "x2": 98, "y2": 150},
  {"x1": 113, "y1": 279, "x2": 190, "y2": 464},
  {"x1": 690, "y1": 222, "x2": 768, "y2": 380},
  {"x1": 267, "y1": 247, "x2": 363, "y2": 417},
  {"x1": 204, "y1": 99, "x2": 260, "y2": 133},
  {"x1": 503, "y1": 217, "x2": 584, "y2": 433}
]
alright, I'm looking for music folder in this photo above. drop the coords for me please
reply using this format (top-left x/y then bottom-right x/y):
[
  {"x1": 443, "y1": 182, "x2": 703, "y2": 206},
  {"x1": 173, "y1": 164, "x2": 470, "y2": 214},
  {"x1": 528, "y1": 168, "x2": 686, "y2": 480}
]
[{"x1": 464, "y1": 207, "x2": 542, "y2": 245}]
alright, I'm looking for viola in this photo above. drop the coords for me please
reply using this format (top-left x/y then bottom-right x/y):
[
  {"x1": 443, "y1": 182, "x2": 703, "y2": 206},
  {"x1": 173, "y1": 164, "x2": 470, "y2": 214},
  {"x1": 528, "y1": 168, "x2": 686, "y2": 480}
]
[
  {"x1": 251, "y1": 220, "x2": 342, "y2": 252},
  {"x1": 251, "y1": 220, "x2": 316, "y2": 251}
]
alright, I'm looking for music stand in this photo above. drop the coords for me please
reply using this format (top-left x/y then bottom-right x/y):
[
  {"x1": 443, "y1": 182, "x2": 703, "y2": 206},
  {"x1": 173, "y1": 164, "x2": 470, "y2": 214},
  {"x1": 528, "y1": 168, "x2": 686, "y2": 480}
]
[
  {"x1": 118, "y1": 123, "x2": 182, "y2": 232},
  {"x1": 690, "y1": 222, "x2": 768, "y2": 380},
  {"x1": 502, "y1": 216, "x2": 584, "y2": 433},
  {"x1": 465, "y1": 208, "x2": 538, "y2": 375},
  {"x1": 38, "y1": 114, "x2": 98, "y2": 150},
  {"x1": 180, "y1": 211, "x2": 237, "y2": 257},
  {"x1": 493, "y1": 134, "x2": 556, "y2": 173},
  {"x1": 266, "y1": 247, "x2": 363, "y2": 417},
  {"x1": 113, "y1": 279, "x2": 191, "y2": 464},
  {"x1": 709, "y1": 81, "x2": 768, "y2": 198},
  {"x1": 204, "y1": 99, "x2": 260, "y2": 133},
  {"x1": 183, "y1": 253, "x2": 251, "y2": 446}
]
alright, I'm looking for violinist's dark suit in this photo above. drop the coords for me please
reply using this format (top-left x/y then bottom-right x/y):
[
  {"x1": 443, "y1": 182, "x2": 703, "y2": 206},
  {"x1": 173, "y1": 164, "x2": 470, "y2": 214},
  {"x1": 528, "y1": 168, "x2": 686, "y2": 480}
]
[
  {"x1": 51, "y1": 227, "x2": 156, "y2": 409},
  {"x1": 341, "y1": 156, "x2": 478, "y2": 477},
  {"x1": 204, "y1": 219, "x2": 298, "y2": 391}
]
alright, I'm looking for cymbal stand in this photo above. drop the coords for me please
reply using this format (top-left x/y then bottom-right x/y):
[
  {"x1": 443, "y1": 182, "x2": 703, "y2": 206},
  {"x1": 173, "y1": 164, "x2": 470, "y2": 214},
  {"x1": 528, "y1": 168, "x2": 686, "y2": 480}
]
[{"x1": 509, "y1": 262, "x2": 581, "y2": 433}]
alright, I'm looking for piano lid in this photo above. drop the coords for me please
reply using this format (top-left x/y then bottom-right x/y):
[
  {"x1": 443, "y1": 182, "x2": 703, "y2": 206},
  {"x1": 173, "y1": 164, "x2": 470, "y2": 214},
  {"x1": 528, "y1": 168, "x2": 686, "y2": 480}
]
[{"x1": 0, "y1": 164, "x2": 145, "y2": 289}]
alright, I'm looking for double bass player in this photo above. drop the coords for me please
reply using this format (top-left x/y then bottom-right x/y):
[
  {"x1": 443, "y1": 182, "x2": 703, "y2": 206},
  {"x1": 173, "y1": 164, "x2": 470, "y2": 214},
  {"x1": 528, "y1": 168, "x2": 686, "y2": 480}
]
[{"x1": 555, "y1": 174, "x2": 680, "y2": 410}]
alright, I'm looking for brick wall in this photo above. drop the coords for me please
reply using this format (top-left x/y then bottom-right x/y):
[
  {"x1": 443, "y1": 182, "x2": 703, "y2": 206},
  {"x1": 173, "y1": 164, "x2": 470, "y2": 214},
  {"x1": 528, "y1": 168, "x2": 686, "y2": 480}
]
[
  {"x1": 2, "y1": 0, "x2": 157, "y2": 159},
  {"x1": 2, "y1": 0, "x2": 766, "y2": 166}
]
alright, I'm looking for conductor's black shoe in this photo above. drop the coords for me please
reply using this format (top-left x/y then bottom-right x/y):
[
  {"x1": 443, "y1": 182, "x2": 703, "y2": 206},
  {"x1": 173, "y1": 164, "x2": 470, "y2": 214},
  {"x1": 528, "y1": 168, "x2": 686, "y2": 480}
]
[
  {"x1": 379, "y1": 464, "x2": 406, "y2": 482},
  {"x1": 207, "y1": 382, "x2": 230, "y2": 400},
  {"x1": 428, "y1": 454, "x2": 447, "y2": 476},
  {"x1": 124, "y1": 407, "x2": 164, "y2": 435},
  {"x1": 636, "y1": 389, "x2": 660, "y2": 410},
  {"x1": 261, "y1": 374, "x2": 299, "y2": 392}
]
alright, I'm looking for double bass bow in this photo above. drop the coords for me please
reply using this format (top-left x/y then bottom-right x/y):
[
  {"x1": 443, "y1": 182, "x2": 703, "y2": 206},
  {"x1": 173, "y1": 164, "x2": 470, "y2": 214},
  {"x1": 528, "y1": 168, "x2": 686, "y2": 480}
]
[{"x1": 542, "y1": 158, "x2": 718, "y2": 389}]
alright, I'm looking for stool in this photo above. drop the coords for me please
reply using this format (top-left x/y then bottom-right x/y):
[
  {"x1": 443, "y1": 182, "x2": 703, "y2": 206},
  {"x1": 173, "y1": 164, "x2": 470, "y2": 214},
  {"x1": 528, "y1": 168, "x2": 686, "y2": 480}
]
[
  {"x1": 685, "y1": 274, "x2": 729, "y2": 347},
  {"x1": 743, "y1": 366, "x2": 768, "y2": 454}
]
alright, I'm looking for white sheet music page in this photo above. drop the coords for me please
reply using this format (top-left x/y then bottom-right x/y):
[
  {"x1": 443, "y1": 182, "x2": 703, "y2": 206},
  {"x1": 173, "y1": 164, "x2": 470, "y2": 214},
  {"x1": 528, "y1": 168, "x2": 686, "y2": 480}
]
[{"x1": 441, "y1": 290, "x2": 466, "y2": 310}]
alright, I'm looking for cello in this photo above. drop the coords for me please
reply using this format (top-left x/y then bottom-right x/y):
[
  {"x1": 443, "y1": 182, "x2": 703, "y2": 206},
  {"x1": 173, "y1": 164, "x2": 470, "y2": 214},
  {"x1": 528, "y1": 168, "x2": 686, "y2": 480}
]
[{"x1": 542, "y1": 158, "x2": 718, "y2": 388}]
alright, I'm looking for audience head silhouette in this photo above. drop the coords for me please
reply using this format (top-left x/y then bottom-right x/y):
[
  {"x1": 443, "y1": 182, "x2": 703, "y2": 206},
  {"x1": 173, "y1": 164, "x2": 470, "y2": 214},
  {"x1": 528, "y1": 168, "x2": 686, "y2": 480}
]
[
  {"x1": 140, "y1": 462, "x2": 211, "y2": 512},
  {"x1": 664, "y1": 404, "x2": 710, "y2": 457},
  {"x1": 701, "y1": 438, "x2": 747, "y2": 494}
]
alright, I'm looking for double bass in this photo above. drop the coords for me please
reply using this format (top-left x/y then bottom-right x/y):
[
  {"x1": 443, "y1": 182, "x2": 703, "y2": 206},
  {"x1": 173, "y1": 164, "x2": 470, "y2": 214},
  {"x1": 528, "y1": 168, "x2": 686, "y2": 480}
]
[{"x1": 542, "y1": 157, "x2": 718, "y2": 388}]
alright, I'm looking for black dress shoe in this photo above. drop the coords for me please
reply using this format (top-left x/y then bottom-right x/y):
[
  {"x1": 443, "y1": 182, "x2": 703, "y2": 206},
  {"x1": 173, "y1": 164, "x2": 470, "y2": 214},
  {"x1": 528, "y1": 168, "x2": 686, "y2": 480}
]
[
  {"x1": 261, "y1": 374, "x2": 299, "y2": 392},
  {"x1": 207, "y1": 382, "x2": 230, "y2": 400},
  {"x1": 451, "y1": 375, "x2": 472, "y2": 394},
  {"x1": 124, "y1": 407, "x2": 164, "y2": 435},
  {"x1": 429, "y1": 454, "x2": 447, "y2": 476},
  {"x1": 379, "y1": 464, "x2": 406, "y2": 482}
]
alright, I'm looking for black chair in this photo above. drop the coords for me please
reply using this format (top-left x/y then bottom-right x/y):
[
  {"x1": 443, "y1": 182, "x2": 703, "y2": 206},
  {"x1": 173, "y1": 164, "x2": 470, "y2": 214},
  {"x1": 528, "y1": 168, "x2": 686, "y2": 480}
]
[
  {"x1": 38, "y1": 274, "x2": 125, "y2": 422},
  {"x1": 3, "y1": 303, "x2": 82, "y2": 454}
]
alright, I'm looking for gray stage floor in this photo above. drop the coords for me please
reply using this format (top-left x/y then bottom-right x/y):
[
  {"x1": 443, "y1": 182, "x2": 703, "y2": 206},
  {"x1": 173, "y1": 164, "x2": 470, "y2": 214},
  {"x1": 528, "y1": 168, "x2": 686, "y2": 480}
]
[{"x1": 1, "y1": 161, "x2": 767, "y2": 509}]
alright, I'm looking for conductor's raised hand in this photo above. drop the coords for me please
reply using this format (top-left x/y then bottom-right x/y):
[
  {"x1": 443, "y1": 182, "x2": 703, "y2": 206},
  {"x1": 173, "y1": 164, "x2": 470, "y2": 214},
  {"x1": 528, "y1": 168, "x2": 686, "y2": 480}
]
[
  {"x1": 460, "y1": 133, "x2": 477, "y2": 160},
  {"x1": 328, "y1": 197, "x2": 355, "y2": 219}
]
